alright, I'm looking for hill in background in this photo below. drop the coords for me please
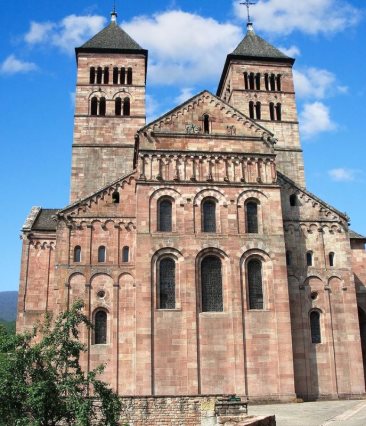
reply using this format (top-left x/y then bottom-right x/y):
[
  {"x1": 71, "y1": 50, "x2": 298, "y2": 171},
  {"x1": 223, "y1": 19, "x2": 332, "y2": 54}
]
[{"x1": 0, "y1": 291, "x2": 18, "y2": 322}]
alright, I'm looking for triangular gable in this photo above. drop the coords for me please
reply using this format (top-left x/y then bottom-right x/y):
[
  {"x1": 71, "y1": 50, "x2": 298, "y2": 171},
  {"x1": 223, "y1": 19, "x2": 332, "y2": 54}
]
[{"x1": 139, "y1": 90, "x2": 276, "y2": 149}]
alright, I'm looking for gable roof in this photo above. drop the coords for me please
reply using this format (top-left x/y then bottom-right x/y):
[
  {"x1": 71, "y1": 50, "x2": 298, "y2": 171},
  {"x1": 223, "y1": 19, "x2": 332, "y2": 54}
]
[
  {"x1": 22, "y1": 207, "x2": 59, "y2": 232},
  {"x1": 350, "y1": 230, "x2": 366, "y2": 241}
]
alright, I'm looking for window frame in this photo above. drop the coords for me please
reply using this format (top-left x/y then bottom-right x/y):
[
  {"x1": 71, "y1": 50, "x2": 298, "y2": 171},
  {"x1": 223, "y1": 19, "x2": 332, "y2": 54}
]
[
  {"x1": 98, "y1": 246, "x2": 106, "y2": 263},
  {"x1": 157, "y1": 197, "x2": 173, "y2": 232},
  {"x1": 73, "y1": 246, "x2": 81, "y2": 263},
  {"x1": 245, "y1": 200, "x2": 259, "y2": 234},
  {"x1": 247, "y1": 258, "x2": 264, "y2": 310},
  {"x1": 202, "y1": 198, "x2": 217, "y2": 233},
  {"x1": 93, "y1": 309, "x2": 108, "y2": 345},
  {"x1": 157, "y1": 257, "x2": 176, "y2": 310},
  {"x1": 310, "y1": 310, "x2": 322, "y2": 344},
  {"x1": 122, "y1": 246, "x2": 129, "y2": 263},
  {"x1": 200, "y1": 255, "x2": 224, "y2": 313}
]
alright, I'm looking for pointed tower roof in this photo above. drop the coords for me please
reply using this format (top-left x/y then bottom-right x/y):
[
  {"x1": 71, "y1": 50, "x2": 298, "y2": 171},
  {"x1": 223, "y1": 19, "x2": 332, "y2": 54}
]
[{"x1": 76, "y1": 11, "x2": 147, "y2": 57}]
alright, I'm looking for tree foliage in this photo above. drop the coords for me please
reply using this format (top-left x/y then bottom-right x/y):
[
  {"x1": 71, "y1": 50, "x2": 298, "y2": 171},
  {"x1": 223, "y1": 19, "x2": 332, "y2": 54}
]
[{"x1": 0, "y1": 301, "x2": 121, "y2": 426}]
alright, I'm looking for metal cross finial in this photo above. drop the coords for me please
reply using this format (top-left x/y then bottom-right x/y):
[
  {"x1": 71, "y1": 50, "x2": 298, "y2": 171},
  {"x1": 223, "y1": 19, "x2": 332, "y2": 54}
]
[
  {"x1": 111, "y1": 0, "x2": 118, "y2": 22},
  {"x1": 240, "y1": 0, "x2": 256, "y2": 24}
]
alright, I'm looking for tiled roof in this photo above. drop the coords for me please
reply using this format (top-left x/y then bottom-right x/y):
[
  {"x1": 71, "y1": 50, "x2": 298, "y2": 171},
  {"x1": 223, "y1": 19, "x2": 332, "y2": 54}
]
[
  {"x1": 32, "y1": 209, "x2": 59, "y2": 231},
  {"x1": 349, "y1": 230, "x2": 366, "y2": 240}
]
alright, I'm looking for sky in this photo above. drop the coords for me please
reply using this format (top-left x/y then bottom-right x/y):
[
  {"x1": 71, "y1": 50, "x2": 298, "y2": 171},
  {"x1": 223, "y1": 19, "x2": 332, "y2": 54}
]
[{"x1": 0, "y1": 0, "x2": 365, "y2": 292}]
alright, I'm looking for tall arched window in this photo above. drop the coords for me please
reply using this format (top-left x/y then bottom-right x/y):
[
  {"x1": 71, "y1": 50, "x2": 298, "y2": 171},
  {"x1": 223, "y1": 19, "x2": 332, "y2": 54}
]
[
  {"x1": 99, "y1": 97, "x2": 106, "y2": 116},
  {"x1": 255, "y1": 73, "x2": 261, "y2": 90},
  {"x1": 202, "y1": 199, "x2": 216, "y2": 233},
  {"x1": 103, "y1": 67, "x2": 109, "y2": 84},
  {"x1": 310, "y1": 311, "x2": 321, "y2": 343},
  {"x1": 270, "y1": 74, "x2": 276, "y2": 91},
  {"x1": 115, "y1": 97, "x2": 122, "y2": 116},
  {"x1": 246, "y1": 201, "x2": 258, "y2": 233},
  {"x1": 94, "y1": 310, "x2": 107, "y2": 344},
  {"x1": 249, "y1": 101, "x2": 255, "y2": 119},
  {"x1": 276, "y1": 103, "x2": 282, "y2": 121},
  {"x1": 203, "y1": 114, "x2": 210, "y2": 134},
  {"x1": 96, "y1": 67, "x2": 103, "y2": 84},
  {"x1": 201, "y1": 256, "x2": 223, "y2": 312},
  {"x1": 255, "y1": 102, "x2": 261, "y2": 120},
  {"x1": 122, "y1": 246, "x2": 129, "y2": 263},
  {"x1": 277, "y1": 74, "x2": 282, "y2": 91},
  {"x1": 265, "y1": 73, "x2": 269, "y2": 91},
  {"x1": 127, "y1": 67, "x2": 133, "y2": 85},
  {"x1": 113, "y1": 67, "x2": 119, "y2": 84},
  {"x1": 329, "y1": 252, "x2": 335, "y2": 267},
  {"x1": 159, "y1": 258, "x2": 176, "y2": 309},
  {"x1": 286, "y1": 250, "x2": 292, "y2": 266},
  {"x1": 123, "y1": 97, "x2": 130, "y2": 116},
  {"x1": 90, "y1": 67, "x2": 96, "y2": 84},
  {"x1": 90, "y1": 97, "x2": 98, "y2": 116},
  {"x1": 98, "y1": 246, "x2": 106, "y2": 263},
  {"x1": 74, "y1": 246, "x2": 81, "y2": 263},
  {"x1": 269, "y1": 102, "x2": 275, "y2": 121},
  {"x1": 120, "y1": 67, "x2": 126, "y2": 84},
  {"x1": 158, "y1": 198, "x2": 172, "y2": 232},
  {"x1": 248, "y1": 259, "x2": 263, "y2": 310},
  {"x1": 249, "y1": 72, "x2": 255, "y2": 90},
  {"x1": 306, "y1": 251, "x2": 313, "y2": 267},
  {"x1": 244, "y1": 72, "x2": 249, "y2": 90}
]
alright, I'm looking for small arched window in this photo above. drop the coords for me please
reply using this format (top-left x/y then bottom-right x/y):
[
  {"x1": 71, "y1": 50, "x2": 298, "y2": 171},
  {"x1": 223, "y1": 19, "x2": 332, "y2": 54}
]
[
  {"x1": 159, "y1": 258, "x2": 176, "y2": 309},
  {"x1": 123, "y1": 97, "x2": 130, "y2": 116},
  {"x1": 98, "y1": 246, "x2": 106, "y2": 263},
  {"x1": 90, "y1": 67, "x2": 96, "y2": 84},
  {"x1": 269, "y1": 102, "x2": 275, "y2": 121},
  {"x1": 255, "y1": 102, "x2": 261, "y2": 120},
  {"x1": 248, "y1": 259, "x2": 264, "y2": 310},
  {"x1": 99, "y1": 97, "x2": 106, "y2": 116},
  {"x1": 329, "y1": 252, "x2": 335, "y2": 267},
  {"x1": 310, "y1": 311, "x2": 321, "y2": 344},
  {"x1": 103, "y1": 67, "x2": 109, "y2": 84},
  {"x1": 201, "y1": 256, "x2": 223, "y2": 312},
  {"x1": 286, "y1": 250, "x2": 292, "y2": 266},
  {"x1": 96, "y1": 67, "x2": 103, "y2": 84},
  {"x1": 265, "y1": 73, "x2": 269, "y2": 91},
  {"x1": 112, "y1": 190, "x2": 120, "y2": 203},
  {"x1": 90, "y1": 97, "x2": 98, "y2": 116},
  {"x1": 249, "y1": 72, "x2": 255, "y2": 90},
  {"x1": 203, "y1": 114, "x2": 210, "y2": 134},
  {"x1": 120, "y1": 67, "x2": 126, "y2": 84},
  {"x1": 306, "y1": 251, "x2": 313, "y2": 267},
  {"x1": 202, "y1": 199, "x2": 216, "y2": 233},
  {"x1": 94, "y1": 310, "x2": 107, "y2": 344},
  {"x1": 246, "y1": 201, "x2": 258, "y2": 234},
  {"x1": 158, "y1": 198, "x2": 172, "y2": 232},
  {"x1": 276, "y1": 103, "x2": 282, "y2": 121},
  {"x1": 244, "y1": 72, "x2": 249, "y2": 90},
  {"x1": 115, "y1": 97, "x2": 122, "y2": 116},
  {"x1": 255, "y1": 73, "x2": 261, "y2": 90},
  {"x1": 127, "y1": 67, "x2": 133, "y2": 85},
  {"x1": 289, "y1": 194, "x2": 297, "y2": 207},
  {"x1": 122, "y1": 246, "x2": 129, "y2": 263},
  {"x1": 249, "y1": 101, "x2": 255, "y2": 119},
  {"x1": 113, "y1": 67, "x2": 119, "y2": 84},
  {"x1": 74, "y1": 246, "x2": 81, "y2": 263},
  {"x1": 270, "y1": 74, "x2": 276, "y2": 91},
  {"x1": 277, "y1": 74, "x2": 282, "y2": 91}
]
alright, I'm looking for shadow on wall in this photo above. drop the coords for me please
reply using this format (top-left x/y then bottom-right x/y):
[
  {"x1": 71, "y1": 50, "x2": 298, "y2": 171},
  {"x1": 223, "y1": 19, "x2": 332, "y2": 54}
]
[{"x1": 358, "y1": 307, "x2": 366, "y2": 388}]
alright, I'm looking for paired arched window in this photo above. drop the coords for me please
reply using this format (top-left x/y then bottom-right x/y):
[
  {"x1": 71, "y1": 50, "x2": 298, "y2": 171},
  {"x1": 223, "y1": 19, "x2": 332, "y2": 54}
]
[
  {"x1": 286, "y1": 250, "x2": 292, "y2": 266},
  {"x1": 98, "y1": 246, "x2": 106, "y2": 263},
  {"x1": 159, "y1": 258, "x2": 176, "y2": 309},
  {"x1": 122, "y1": 246, "x2": 129, "y2": 263},
  {"x1": 306, "y1": 251, "x2": 313, "y2": 266},
  {"x1": 329, "y1": 252, "x2": 335, "y2": 267},
  {"x1": 265, "y1": 73, "x2": 282, "y2": 92},
  {"x1": 123, "y1": 97, "x2": 130, "y2": 116},
  {"x1": 248, "y1": 259, "x2": 264, "y2": 310},
  {"x1": 202, "y1": 199, "x2": 216, "y2": 233},
  {"x1": 158, "y1": 198, "x2": 172, "y2": 232},
  {"x1": 115, "y1": 97, "x2": 122, "y2": 116},
  {"x1": 269, "y1": 102, "x2": 282, "y2": 121},
  {"x1": 74, "y1": 246, "x2": 81, "y2": 263},
  {"x1": 94, "y1": 310, "x2": 107, "y2": 344},
  {"x1": 310, "y1": 311, "x2": 321, "y2": 344},
  {"x1": 246, "y1": 201, "x2": 258, "y2": 233},
  {"x1": 203, "y1": 114, "x2": 210, "y2": 134},
  {"x1": 249, "y1": 102, "x2": 261, "y2": 120},
  {"x1": 201, "y1": 256, "x2": 223, "y2": 312}
]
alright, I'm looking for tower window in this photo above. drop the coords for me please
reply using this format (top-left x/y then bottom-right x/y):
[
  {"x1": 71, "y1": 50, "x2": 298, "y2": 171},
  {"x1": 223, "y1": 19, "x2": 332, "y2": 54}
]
[
  {"x1": 203, "y1": 114, "x2": 210, "y2": 134},
  {"x1": 122, "y1": 246, "x2": 129, "y2": 263},
  {"x1": 270, "y1": 74, "x2": 276, "y2": 91},
  {"x1": 99, "y1": 97, "x2": 106, "y2": 116},
  {"x1": 249, "y1": 72, "x2": 255, "y2": 90},
  {"x1": 255, "y1": 73, "x2": 261, "y2": 90},
  {"x1": 120, "y1": 67, "x2": 126, "y2": 84},
  {"x1": 90, "y1": 97, "x2": 98, "y2": 116},
  {"x1": 123, "y1": 97, "x2": 130, "y2": 116},
  {"x1": 276, "y1": 103, "x2": 282, "y2": 121},
  {"x1": 277, "y1": 74, "x2": 282, "y2": 91},
  {"x1": 289, "y1": 194, "x2": 297, "y2": 206},
  {"x1": 244, "y1": 72, "x2": 249, "y2": 90},
  {"x1": 310, "y1": 311, "x2": 321, "y2": 344},
  {"x1": 112, "y1": 190, "x2": 120, "y2": 203},
  {"x1": 201, "y1": 256, "x2": 223, "y2": 312},
  {"x1": 202, "y1": 199, "x2": 216, "y2": 233},
  {"x1": 115, "y1": 97, "x2": 122, "y2": 116},
  {"x1": 265, "y1": 73, "x2": 269, "y2": 91},
  {"x1": 127, "y1": 67, "x2": 133, "y2": 85},
  {"x1": 89, "y1": 67, "x2": 96, "y2": 84},
  {"x1": 74, "y1": 246, "x2": 81, "y2": 263},
  {"x1": 286, "y1": 250, "x2": 292, "y2": 266},
  {"x1": 94, "y1": 310, "x2": 107, "y2": 345},
  {"x1": 255, "y1": 102, "x2": 261, "y2": 120},
  {"x1": 329, "y1": 252, "x2": 335, "y2": 267},
  {"x1": 98, "y1": 246, "x2": 106, "y2": 263},
  {"x1": 246, "y1": 201, "x2": 258, "y2": 233},
  {"x1": 103, "y1": 67, "x2": 109, "y2": 84},
  {"x1": 249, "y1": 101, "x2": 255, "y2": 119},
  {"x1": 159, "y1": 258, "x2": 176, "y2": 309},
  {"x1": 306, "y1": 251, "x2": 313, "y2": 267},
  {"x1": 96, "y1": 67, "x2": 103, "y2": 84},
  {"x1": 248, "y1": 259, "x2": 264, "y2": 310},
  {"x1": 113, "y1": 67, "x2": 119, "y2": 84},
  {"x1": 158, "y1": 198, "x2": 172, "y2": 232},
  {"x1": 269, "y1": 103, "x2": 275, "y2": 121}
]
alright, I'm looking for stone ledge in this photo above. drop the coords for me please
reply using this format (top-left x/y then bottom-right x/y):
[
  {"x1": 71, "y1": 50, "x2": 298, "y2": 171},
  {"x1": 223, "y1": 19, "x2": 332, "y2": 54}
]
[{"x1": 217, "y1": 415, "x2": 276, "y2": 425}]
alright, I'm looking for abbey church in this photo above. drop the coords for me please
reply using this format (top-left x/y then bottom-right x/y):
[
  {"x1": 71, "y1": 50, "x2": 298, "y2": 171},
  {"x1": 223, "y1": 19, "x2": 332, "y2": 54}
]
[{"x1": 17, "y1": 10, "x2": 366, "y2": 403}]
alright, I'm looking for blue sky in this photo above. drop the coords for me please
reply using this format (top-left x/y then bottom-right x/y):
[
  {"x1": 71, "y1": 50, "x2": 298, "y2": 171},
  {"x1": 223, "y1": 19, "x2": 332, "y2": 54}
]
[{"x1": 0, "y1": 0, "x2": 365, "y2": 291}]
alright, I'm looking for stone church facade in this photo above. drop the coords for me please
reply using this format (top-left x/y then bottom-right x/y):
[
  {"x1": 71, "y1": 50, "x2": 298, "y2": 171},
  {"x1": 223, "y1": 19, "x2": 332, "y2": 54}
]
[{"x1": 17, "y1": 12, "x2": 366, "y2": 402}]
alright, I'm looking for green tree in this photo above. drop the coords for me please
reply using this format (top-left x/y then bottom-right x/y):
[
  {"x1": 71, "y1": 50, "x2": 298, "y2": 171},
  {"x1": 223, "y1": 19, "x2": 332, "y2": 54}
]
[{"x1": 0, "y1": 301, "x2": 121, "y2": 426}]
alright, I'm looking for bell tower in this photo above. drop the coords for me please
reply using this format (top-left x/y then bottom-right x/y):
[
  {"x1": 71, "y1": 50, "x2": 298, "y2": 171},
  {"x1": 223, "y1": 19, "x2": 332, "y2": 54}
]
[
  {"x1": 217, "y1": 22, "x2": 305, "y2": 187},
  {"x1": 70, "y1": 10, "x2": 148, "y2": 202}
]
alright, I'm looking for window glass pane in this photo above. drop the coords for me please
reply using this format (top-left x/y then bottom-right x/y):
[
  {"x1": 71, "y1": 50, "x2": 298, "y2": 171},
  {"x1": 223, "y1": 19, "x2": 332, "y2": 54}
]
[
  {"x1": 159, "y1": 258, "x2": 175, "y2": 309},
  {"x1": 98, "y1": 246, "x2": 106, "y2": 263},
  {"x1": 203, "y1": 200, "x2": 216, "y2": 232},
  {"x1": 201, "y1": 256, "x2": 223, "y2": 312},
  {"x1": 248, "y1": 259, "x2": 263, "y2": 309},
  {"x1": 158, "y1": 199, "x2": 172, "y2": 232},
  {"x1": 310, "y1": 311, "x2": 321, "y2": 343},
  {"x1": 246, "y1": 202, "x2": 258, "y2": 233},
  {"x1": 74, "y1": 246, "x2": 81, "y2": 263},
  {"x1": 122, "y1": 247, "x2": 129, "y2": 263},
  {"x1": 95, "y1": 311, "x2": 107, "y2": 344}
]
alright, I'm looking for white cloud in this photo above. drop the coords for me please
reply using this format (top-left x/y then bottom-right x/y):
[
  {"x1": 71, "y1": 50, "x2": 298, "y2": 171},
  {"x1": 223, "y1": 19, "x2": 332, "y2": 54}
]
[
  {"x1": 328, "y1": 168, "x2": 360, "y2": 182},
  {"x1": 294, "y1": 68, "x2": 347, "y2": 99},
  {"x1": 299, "y1": 102, "x2": 336, "y2": 139},
  {"x1": 124, "y1": 11, "x2": 242, "y2": 85},
  {"x1": 0, "y1": 55, "x2": 37, "y2": 74},
  {"x1": 233, "y1": 0, "x2": 360, "y2": 35},
  {"x1": 278, "y1": 45, "x2": 300, "y2": 57},
  {"x1": 174, "y1": 88, "x2": 195, "y2": 105},
  {"x1": 25, "y1": 15, "x2": 106, "y2": 54}
]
